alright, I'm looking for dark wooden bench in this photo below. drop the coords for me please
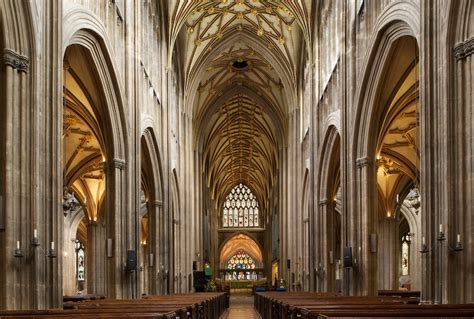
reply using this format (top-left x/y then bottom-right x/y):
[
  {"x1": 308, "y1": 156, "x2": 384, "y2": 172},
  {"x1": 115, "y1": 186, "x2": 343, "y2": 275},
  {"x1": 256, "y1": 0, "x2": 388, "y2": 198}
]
[
  {"x1": 75, "y1": 292, "x2": 226, "y2": 319},
  {"x1": 0, "y1": 308, "x2": 176, "y2": 318},
  {"x1": 0, "y1": 292, "x2": 227, "y2": 319},
  {"x1": 377, "y1": 289, "x2": 421, "y2": 298},
  {"x1": 63, "y1": 294, "x2": 106, "y2": 302},
  {"x1": 255, "y1": 291, "x2": 474, "y2": 319},
  {"x1": 310, "y1": 304, "x2": 474, "y2": 318}
]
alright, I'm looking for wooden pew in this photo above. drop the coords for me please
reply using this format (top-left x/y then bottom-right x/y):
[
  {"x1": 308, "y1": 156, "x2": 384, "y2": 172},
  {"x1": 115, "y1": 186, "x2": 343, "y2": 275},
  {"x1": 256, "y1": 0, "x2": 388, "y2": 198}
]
[
  {"x1": 255, "y1": 291, "x2": 474, "y2": 319},
  {"x1": 69, "y1": 292, "x2": 226, "y2": 319},
  {"x1": 377, "y1": 289, "x2": 420, "y2": 298},
  {"x1": 309, "y1": 304, "x2": 474, "y2": 318},
  {"x1": 63, "y1": 294, "x2": 106, "y2": 302},
  {"x1": 0, "y1": 308, "x2": 176, "y2": 318},
  {"x1": 0, "y1": 292, "x2": 227, "y2": 319}
]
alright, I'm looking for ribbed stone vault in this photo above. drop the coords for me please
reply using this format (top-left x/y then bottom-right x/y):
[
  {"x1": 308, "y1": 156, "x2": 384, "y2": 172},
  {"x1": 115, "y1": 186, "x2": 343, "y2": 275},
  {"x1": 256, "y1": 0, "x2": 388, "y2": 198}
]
[{"x1": 171, "y1": 0, "x2": 310, "y2": 210}]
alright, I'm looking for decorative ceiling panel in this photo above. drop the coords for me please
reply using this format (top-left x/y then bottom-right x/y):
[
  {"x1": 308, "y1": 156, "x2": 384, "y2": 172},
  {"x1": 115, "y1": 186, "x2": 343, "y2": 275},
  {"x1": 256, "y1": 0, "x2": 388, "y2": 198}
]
[{"x1": 170, "y1": 0, "x2": 313, "y2": 213}]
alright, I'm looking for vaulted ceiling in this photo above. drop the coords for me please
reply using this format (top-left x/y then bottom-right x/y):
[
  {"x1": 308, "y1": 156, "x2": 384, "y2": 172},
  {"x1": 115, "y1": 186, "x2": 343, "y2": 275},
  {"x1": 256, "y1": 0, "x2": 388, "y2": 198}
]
[
  {"x1": 170, "y1": 0, "x2": 313, "y2": 209},
  {"x1": 63, "y1": 46, "x2": 107, "y2": 222},
  {"x1": 375, "y1": 37, "x2": 419, "y2": 215}
]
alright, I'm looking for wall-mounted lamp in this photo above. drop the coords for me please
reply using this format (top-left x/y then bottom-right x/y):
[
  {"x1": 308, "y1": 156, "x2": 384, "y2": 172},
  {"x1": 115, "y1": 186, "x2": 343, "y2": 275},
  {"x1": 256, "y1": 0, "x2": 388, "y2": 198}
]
[
  {"x1": 14, "y1": 240, "x2": 24, "y2": 258},
  {"x1": 32, "y1": 228, "x2": 40, "y2": 246},
  {"x1": 450, "y1": 233, "x2": 463, "y2": 252},
  {"x1": 419, "y1": 236, "x2": 430, "y2": 254},
  {"x1": 48, "y1": 241, "x2": 57, "y2": 258}
]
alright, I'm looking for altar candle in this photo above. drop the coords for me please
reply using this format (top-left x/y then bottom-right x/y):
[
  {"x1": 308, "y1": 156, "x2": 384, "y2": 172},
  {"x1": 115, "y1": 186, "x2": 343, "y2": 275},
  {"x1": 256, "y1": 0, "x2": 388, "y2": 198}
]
[
  {"x1": 422, "y1": 236, "x2": 426, "y2": 246},
  {"x1": 51, "y1": 241, "x2": 54, "y2": 250},
  {"x1": 16, "y1": 241, "x2": 20, "y2": 249},
  {"x1": 457, "y1": 234, "x2": 461, "y2": 243},
  {"x1": 33, "y1": 229, "x2": 37, "y2": 238},
  {"x1": 439, "y1": 224, "x2": 443, "y2": 233}
]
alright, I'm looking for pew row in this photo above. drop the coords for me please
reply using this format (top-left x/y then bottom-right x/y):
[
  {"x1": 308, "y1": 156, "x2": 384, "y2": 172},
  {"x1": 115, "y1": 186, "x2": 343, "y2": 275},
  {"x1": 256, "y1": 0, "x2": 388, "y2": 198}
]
[
  {"x1": 255, "y1": 291, "x2": 474, "y2": 319},
  {"x1": 0, "y1": 292, "x2": 226, "y2": 319}
]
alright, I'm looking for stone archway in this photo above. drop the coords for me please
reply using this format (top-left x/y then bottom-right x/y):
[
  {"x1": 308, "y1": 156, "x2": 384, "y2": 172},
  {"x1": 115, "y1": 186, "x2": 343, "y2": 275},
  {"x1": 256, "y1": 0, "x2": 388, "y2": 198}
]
[
  {"x1": 317, "y1": 125, "x2": 341, "y2": 293},
  {"x1": 140, "y1": 128, "x2": 164, "y2": 296},
  {"x1": 351, "y1": 11, "x2": 420, "y2": 294},
  {"x1": 61, "y1": 5, "x2": 131, "y2": 299},
  {"x1": 219, "y1": 234, "x2": 264, "y2": 285}
]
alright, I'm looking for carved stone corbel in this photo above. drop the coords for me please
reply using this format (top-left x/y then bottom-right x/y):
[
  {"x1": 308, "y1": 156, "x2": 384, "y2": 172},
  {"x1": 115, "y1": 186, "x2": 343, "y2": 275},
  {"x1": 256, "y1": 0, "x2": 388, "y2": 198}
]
[
  {"x1": 152, "y1": 200, "x2": 163, "y2": 208},
  {"x1": 454, "y1": 37, "x2": 474, "y2": 61},
  {"x1": 111, "y1": 158, "x2": 126, "y2": 170},
  {"x1": 3, "y1": 48, "x2": 29, "y2": 73},
  {"x1": 355, "y1": 156, "x2": 371, "y2": 168}
]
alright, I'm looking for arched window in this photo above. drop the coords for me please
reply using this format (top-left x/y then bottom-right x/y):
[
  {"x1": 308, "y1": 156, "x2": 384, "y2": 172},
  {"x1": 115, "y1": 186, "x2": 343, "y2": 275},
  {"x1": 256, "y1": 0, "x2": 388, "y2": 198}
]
[
  {"x1": 222, "y1": 183, "x2": 259, "y2": 228},
  {"x1": 401, "y1": 234, "x2": 410, "y2": 276},
  {"x1": 226, "y1": 250, "x2": 257, "y2": 280}
]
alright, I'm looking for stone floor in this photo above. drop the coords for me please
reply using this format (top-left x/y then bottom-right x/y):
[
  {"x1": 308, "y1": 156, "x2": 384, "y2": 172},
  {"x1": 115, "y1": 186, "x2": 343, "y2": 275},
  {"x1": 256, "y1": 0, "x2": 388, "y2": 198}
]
[{"x1": 220, "y1": 292, "x2": 260, "y2": 319}]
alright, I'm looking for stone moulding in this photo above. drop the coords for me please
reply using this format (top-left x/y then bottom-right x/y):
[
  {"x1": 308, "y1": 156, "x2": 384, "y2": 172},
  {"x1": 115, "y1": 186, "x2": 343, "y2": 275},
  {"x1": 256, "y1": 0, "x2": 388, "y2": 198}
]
[
  {"x1": 454, "y1": 37, "x2": 474, "y2": 61},
  {"x1": 152, "y1": 200, "x2": 163, "y2": 208},
  {"x1": 112, "y1": 158, "x2": 126, "y2": 170},
  {"x1": 356, "y1": 156, "x2": 371, "y2": 168},
  {"x1": 3, "y1": 48, "x2": 30, "y2": 73}
]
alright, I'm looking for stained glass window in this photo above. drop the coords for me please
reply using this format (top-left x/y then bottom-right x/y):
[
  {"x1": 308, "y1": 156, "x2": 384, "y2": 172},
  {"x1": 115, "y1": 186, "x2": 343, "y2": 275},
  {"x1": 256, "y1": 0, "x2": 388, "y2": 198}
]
[
  {"x1": 401, "y1": 234, "x2": 410, "y2": 276},
  {"x1": 75, "y1": 240, "x2": 85, "y2": 282},
  {"x1": 225, "y1": 250, "x2": 257, "y2": 280},
  {"x1": 222, "y1": 184, "x2": 259, "y2": 228}
]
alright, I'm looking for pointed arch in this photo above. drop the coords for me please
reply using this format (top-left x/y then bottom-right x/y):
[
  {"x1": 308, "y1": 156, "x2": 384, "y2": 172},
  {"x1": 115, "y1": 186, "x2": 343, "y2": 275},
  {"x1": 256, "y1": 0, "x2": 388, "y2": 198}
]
[
  {"x1": 141, "y1": 128, "x2": 164, "y2": 203},
  {"x1": 219, "y1": 233, "x2": 264, "y2": 268},
  {"x1": 63, "y1": 4, "x2": 128, "y2": 161},
  {"x1": 351, "y1": 1, "x2": 420, "y2": 161},
  {"x1": 318, "y1": 125, "x2": 341, "y2": 202}
]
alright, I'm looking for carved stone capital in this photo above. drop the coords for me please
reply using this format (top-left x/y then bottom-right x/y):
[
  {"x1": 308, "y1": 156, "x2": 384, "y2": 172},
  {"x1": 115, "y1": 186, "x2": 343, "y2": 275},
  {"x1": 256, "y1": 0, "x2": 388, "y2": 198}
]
[
  {"x1": 319, "y1": 199, "x2": 330, "y2": 206},
  {"x1": 356, "y1": 156, "x2": 371, "y2": 168},
  {"x1": 454, "y1": 37, "x2": 474, "y2": 61},
  {"x1": 3, "y1": 48, "x2": 29, "y2": 73},
  {"x1": 152, "y1": 200, "x2": 163, "y2": 208},
  {"x1": 111, "y1": 158, "x2": 126, "y2": 170}
]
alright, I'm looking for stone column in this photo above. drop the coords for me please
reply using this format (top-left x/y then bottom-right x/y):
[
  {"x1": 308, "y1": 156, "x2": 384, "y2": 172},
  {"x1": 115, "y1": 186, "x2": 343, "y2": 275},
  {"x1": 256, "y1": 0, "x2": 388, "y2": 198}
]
[
  {"x1": 354, "y1": 156, "x2": 377, "y2": 296},
  {"x1": 449, "y1": 36, "x2": 474, "y2": 303},
  {"x1": 318, "y1": 199, "x2": 330, "y2": 292},
  {"x1": 149, "y1": 200, "x2": 162, "y2": 295},
  {"x1": 86, "y1": 222, "x2": 107, "y2": 295},
  {"x1": 1, "y1": 47, "x2": 34, "y2": 310},
  {"x1": 105, "y1": 158, "x2": 128, "y2": 298}
]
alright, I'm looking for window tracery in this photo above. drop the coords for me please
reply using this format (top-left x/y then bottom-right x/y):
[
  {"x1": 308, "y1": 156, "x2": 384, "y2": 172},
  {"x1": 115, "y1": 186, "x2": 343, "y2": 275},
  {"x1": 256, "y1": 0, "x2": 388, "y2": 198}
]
[
  {"x1": 222, "y1": 184, "x2": 259, "y2": 228},
  {"x1": 225, "y1": 249, "x2": 258, "y2": 281}
]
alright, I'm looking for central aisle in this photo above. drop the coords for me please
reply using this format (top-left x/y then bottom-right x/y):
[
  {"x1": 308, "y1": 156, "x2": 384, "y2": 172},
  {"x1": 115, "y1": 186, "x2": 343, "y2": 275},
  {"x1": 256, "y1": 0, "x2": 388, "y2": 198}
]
[{"x1": 220, "y1": 291, "x2": 260, "y2": 319}]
